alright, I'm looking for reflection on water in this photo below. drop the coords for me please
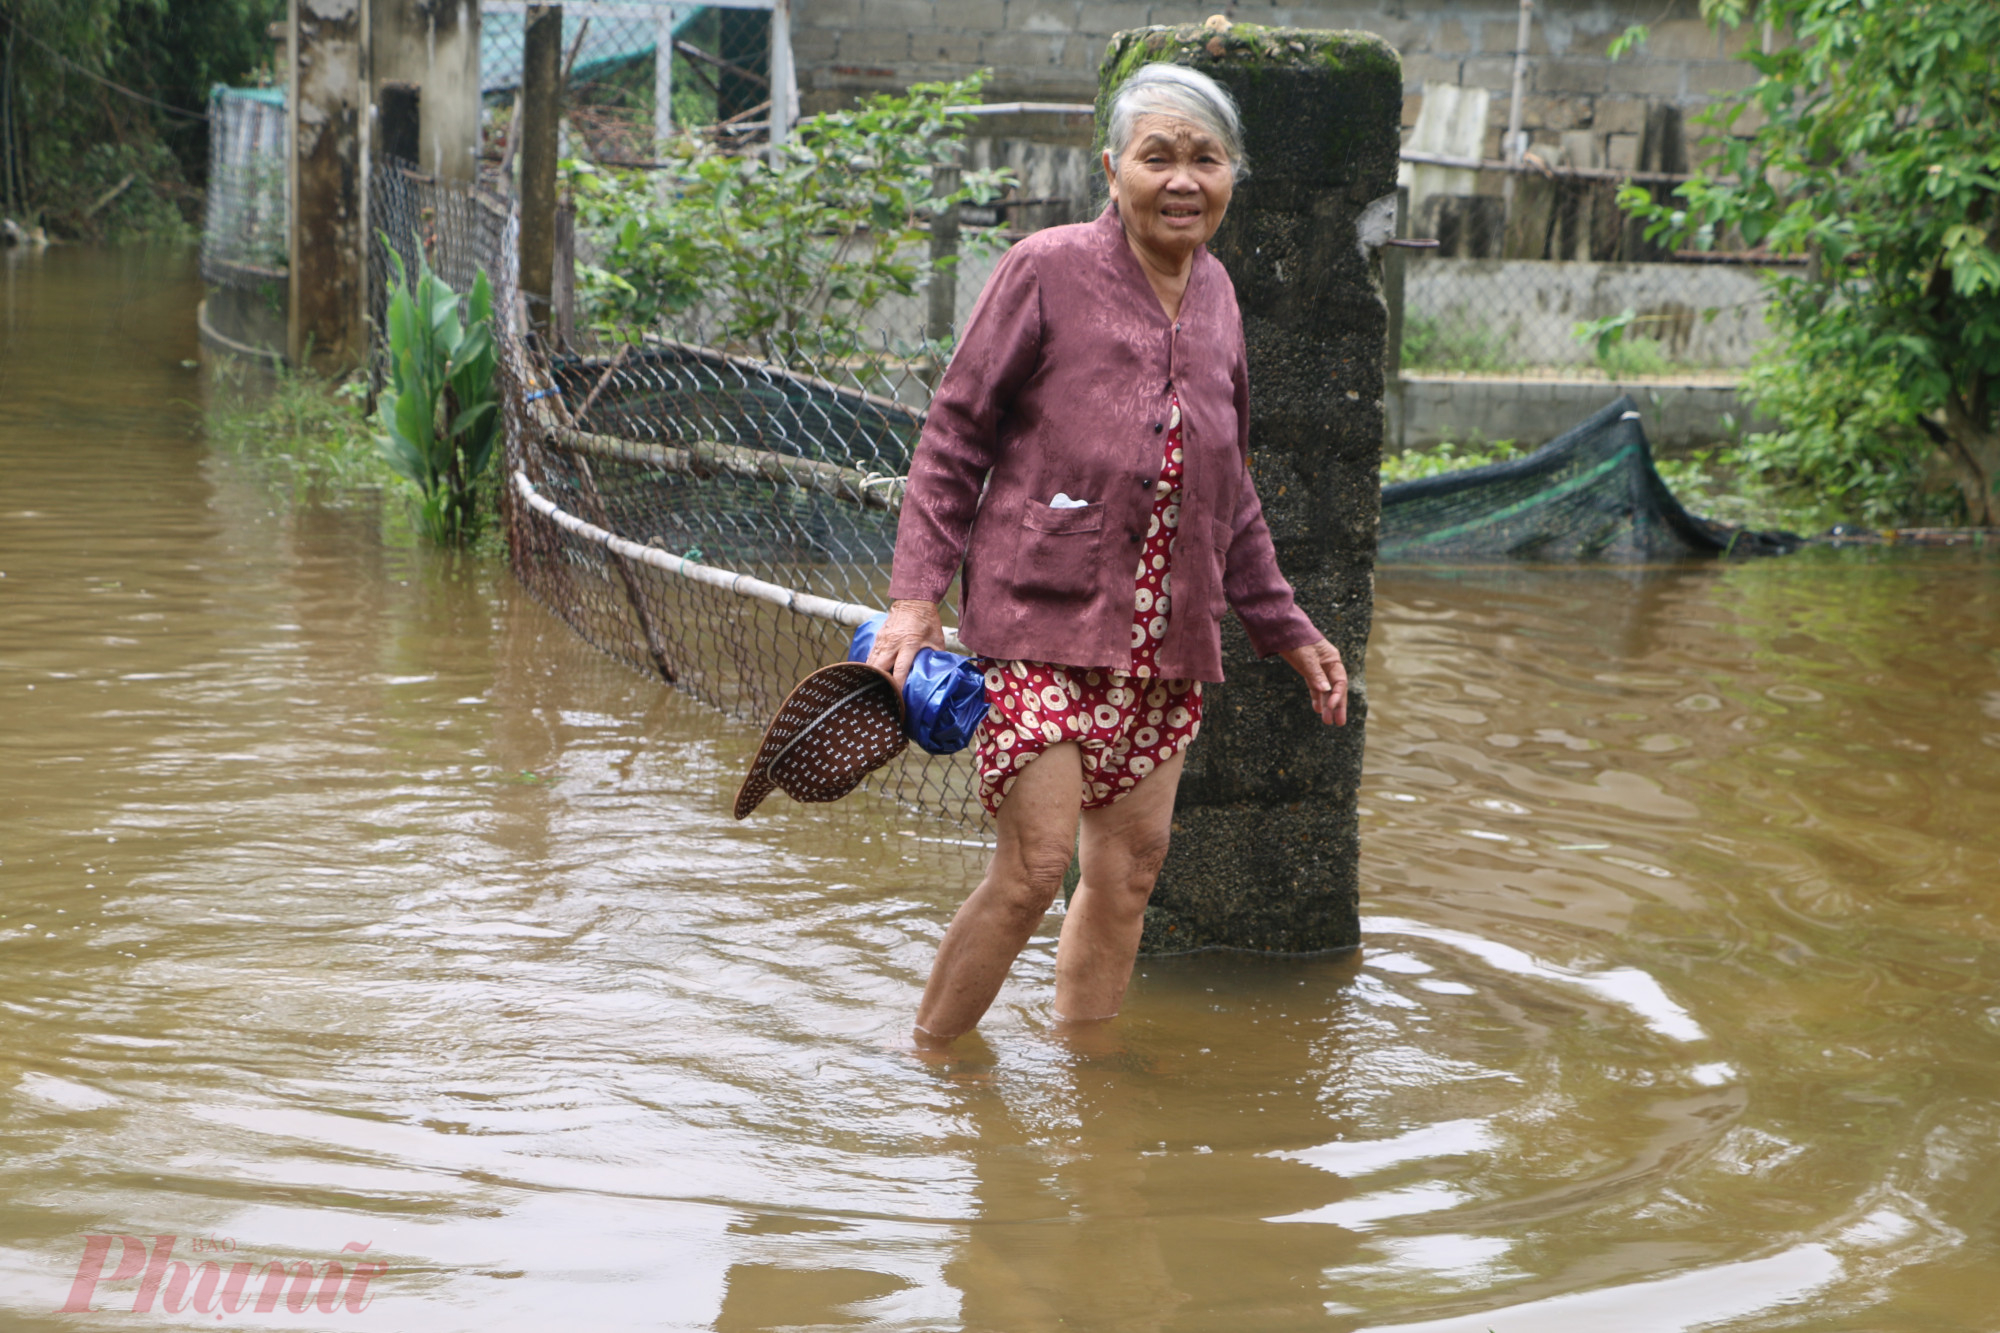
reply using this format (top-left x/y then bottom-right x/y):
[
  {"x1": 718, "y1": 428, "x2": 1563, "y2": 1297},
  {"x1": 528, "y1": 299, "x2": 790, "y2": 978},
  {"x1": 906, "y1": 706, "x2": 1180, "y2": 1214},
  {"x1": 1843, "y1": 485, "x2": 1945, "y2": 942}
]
[{"x1": 3, "y1": 250, "x2": 1999, "y2": 1331}]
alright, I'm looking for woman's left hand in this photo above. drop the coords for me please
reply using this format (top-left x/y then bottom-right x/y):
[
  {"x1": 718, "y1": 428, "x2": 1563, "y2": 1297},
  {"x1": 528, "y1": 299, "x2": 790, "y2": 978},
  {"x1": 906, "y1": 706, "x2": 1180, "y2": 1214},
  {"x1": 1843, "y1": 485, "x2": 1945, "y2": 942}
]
[{"x1": 1280, "y1": 639, "x2": 1349, "y2": 726}]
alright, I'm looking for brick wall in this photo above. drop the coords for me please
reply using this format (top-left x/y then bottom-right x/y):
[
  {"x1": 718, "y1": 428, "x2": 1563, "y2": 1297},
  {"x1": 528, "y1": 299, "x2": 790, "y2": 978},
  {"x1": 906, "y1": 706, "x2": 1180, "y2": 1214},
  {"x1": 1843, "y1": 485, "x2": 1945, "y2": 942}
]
[{"x1": 795, "y1": 0, "x2": 1762, "y2": 169}]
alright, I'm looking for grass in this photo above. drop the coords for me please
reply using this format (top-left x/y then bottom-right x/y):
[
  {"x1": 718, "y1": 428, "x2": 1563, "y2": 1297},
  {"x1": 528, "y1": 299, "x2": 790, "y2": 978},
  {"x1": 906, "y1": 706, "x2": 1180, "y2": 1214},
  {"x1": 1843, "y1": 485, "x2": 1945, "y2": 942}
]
[
  {"x1": 1401, "y1": 312, "x2": 1521, "y2": 375},
  {"x1": 206, "y1": 363, "x2": 513, "y2": 553},
  {"x1": 1653, "y1": 450, "x2": 1851, "y2": 535},
  {"x1": 1380, "y1": 435, "x2": 1525, "y2": 484},
  {"x1": 205, "y1": 362, "x2": 392, "y2": 498}
]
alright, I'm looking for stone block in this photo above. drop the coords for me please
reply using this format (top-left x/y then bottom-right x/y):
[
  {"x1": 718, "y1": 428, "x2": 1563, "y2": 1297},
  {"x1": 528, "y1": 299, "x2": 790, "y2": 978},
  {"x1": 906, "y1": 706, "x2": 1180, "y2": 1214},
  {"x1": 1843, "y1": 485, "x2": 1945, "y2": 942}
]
[
  {"x1": 1522, "y1": 93, "x2": 1590, "y2": 130},
  {"x1": 984, "y1": 30, "x2": 1065, "y2": 65},
  {"x1": 1005, "y1": 0, "x2": 1081, "y2": 33},
  {"x1": 801, "y1": 0, "x2": 867, "y2": 28},
  {"x1": 1606, "y1": 61, "x2": 1686, "y2": 96},
  {"x1": 1060, "y1": 34, "x2": 1105, "y2": 67},
  {"x1": 908, "y1": 28, "x2": 984, "y2": 63},
  {"x1": 1398, "y1": 52, "x2": 1461, "y2": 90},
  {"x1": 792, "y1": 27, "x2": 840, "y2": 63},
  {"x1": 1645, "y1": 18, "x2": 1722, "y2": 60},
  {"x1": 1143, "y1": 797, "x2": 1363, "y2": 954},
  {"x1": 934, "y1": 0, "x2": 1001, "y2": 29},
  {"x1": 1433, "y1": 18, "x2": 1472, "y2": 53},
  {"x1": 1460, "y1": 55, "x2": 1516, "y2": 91},
  {"x1": 1594, "y1": 95, "x2": 1649, "y2": 136},
  {"x1": 1605, "y1": 132, "x2": 1639, "y2": 170},
  {"x1": 1533, "y1": 57, "x2": 1609, "y2": 95},
  {"x1": 1480, "y1": 19, "x2": 1551, "y2": 55},
  {"x1": 1076, "y1": 1, "x2": 1154, "y2": 38},
  {"x1": 1099, "y1": 22, "x2": 1399, "y2": 954},
  {"x1": 862, "y1": 0, "x2": 935, "y2": 27},
  {"x1": 1402, "y1": 91, "x2": 1423, "y2": 127},
  {"x1": 836, "y1": 29, "x2": 911, "y2": 63}
]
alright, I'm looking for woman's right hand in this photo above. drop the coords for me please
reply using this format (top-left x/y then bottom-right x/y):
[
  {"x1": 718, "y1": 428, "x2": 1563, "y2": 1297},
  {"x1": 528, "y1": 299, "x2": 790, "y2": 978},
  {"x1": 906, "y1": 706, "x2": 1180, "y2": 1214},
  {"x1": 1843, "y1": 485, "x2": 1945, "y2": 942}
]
[{"x1": 867, "y1": 599, "x2": 947, "y2": 690}]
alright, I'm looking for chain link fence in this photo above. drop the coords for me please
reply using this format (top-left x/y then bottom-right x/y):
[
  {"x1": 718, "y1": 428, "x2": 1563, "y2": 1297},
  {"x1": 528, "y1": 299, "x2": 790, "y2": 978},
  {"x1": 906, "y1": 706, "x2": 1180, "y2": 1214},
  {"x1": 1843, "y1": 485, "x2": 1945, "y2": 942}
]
[
  {"x1": 489, "y1": 229, "x2": 991, "y2": 830},
  {"x1": 364, "y1": 161, "x2": 985, "y2": 829},
  {"x1": 1397, "y1": 158, "x2": 1786, "y2": 382}
]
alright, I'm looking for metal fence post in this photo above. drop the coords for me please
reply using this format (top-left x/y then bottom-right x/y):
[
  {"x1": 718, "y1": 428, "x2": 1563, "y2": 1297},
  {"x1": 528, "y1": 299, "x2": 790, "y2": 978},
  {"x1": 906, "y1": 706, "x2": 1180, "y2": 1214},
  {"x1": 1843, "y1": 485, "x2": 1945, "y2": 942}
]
[
  {"x1": 1501, "y1": 0, "x2": 1533, "y2": 227},
  {"x1": 653, "y1": 4, "x2": 676, "y2": 147},
  {"x1": 519, "y1": 4, "x2": 562, "y2": 338},
  {"x1": 768, "y1": 0, "x2": 795, "y2": 152},
  {"x1": 1385, "y1": 184, "x2": 1408, "y2": 457}
]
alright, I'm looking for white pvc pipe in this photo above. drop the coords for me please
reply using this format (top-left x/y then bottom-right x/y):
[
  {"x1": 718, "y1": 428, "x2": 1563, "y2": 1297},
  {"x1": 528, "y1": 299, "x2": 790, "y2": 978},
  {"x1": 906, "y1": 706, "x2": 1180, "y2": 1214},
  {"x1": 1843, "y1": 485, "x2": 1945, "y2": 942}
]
[{"x1": 514, "y1": 470, "x2": 969, "y2": 654}]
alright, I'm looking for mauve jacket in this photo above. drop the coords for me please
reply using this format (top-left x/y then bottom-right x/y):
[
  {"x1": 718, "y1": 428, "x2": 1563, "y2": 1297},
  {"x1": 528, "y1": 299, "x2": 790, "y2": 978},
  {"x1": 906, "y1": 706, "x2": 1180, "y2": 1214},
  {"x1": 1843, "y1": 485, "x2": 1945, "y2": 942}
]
[{"x1": 887, "y1": 205, "x2": 1321, "y2": 683}]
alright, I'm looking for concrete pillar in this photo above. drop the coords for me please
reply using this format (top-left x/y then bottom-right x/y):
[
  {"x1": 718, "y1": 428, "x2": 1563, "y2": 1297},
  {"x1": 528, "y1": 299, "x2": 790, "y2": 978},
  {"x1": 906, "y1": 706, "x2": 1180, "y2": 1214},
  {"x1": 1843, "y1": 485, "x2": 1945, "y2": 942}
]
[
  {"x1": 1096, "y1": 26, "x2": 1400, "y2": 954},
  {"x1": 368, "y1": 0, "x2": 481, "y2": 183},
  {"x1": 288, "y1": 0, "x2": 366, "y2": 372}
]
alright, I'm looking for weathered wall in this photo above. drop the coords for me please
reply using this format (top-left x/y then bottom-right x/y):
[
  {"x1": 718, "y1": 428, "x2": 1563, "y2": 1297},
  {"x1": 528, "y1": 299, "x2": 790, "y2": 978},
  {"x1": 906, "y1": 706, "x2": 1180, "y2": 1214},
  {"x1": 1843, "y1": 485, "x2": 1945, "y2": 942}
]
[
  {"x1": 368, "y1": 0, "x2": 482, "y2": 183},
  {"x1": 797, "y1": 0, "x2": 1758, "y2": 171},
  {"x1": 1093, "y1": 26, "x2": 1398, "y2": 954}
]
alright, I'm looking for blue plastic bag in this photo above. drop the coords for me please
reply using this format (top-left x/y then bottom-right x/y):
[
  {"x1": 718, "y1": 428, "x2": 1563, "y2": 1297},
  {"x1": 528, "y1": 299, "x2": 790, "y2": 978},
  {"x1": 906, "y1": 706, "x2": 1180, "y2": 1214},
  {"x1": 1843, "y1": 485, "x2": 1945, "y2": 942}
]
[{"x1": 848, "y1": 612, "x2": 990, "y2": 756}]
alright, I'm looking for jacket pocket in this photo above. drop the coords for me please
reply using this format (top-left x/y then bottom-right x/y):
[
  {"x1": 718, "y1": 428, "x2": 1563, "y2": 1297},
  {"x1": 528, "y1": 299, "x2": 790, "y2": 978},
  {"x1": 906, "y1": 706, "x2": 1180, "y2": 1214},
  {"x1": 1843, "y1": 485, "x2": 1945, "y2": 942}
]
[
  {"x1": 1023, "y1": 502, "x2": 1105, "y2": 536},
  {"x1": 1207, "y1": 517, "x2": 1233, "y2": 620},
  {"x1": 1016, "y1": 502, "x2": 1105, "y2": 600}
]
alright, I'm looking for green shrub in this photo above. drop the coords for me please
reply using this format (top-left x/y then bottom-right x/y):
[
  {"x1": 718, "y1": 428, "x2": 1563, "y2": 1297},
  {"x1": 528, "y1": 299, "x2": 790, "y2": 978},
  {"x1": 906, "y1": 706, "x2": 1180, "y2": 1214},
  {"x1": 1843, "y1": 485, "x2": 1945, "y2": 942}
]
[
  {"x1": 1381, "y1": 436, "x2": 1525, "y2": 484},
  {"x1": 570, "y1": 73, "x2": 1012, "y2": 363},
  {"x1": 374, "y1": 246, "x2": 500, "y2": 545},
  {"x1": 1402, "y1": 311, "x2": 1520, "y2": 374},
  {"x1": 207, "y1": 363, "x2": 385, "y2": 496}
]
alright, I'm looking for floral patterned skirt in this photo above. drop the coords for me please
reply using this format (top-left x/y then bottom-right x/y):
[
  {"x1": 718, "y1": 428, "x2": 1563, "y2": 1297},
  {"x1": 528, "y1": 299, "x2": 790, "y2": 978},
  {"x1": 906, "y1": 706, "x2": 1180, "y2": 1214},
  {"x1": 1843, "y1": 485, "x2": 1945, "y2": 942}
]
[{"x1": 973, "y1": 663, "x2": 1203, "y2": 815}]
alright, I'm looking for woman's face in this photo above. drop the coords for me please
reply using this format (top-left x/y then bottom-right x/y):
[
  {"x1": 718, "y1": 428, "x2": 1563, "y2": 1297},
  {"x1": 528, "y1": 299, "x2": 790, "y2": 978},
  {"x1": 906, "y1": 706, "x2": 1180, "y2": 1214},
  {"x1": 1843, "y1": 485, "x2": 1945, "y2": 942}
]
[{"x1": 1105, "y1": 112, "x2": 1235, "y2": 264}]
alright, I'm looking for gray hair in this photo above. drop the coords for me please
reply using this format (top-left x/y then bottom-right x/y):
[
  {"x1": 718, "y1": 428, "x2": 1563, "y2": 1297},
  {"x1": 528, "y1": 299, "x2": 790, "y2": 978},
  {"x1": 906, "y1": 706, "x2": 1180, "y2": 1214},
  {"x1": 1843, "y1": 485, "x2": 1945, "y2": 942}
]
[{"x1": 1104, "y1": 63, "x2": 1247, "y2": 179}]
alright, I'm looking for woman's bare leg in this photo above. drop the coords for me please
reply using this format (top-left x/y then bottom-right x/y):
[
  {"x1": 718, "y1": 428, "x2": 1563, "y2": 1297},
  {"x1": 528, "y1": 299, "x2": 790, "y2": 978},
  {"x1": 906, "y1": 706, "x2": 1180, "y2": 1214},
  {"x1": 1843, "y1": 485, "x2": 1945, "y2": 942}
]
[
  {"x1": 914, "y1": 743, "x2": 1083, "y2": 1046},
  {"x1": 1053, "y1": 751, "x2": 1186, "y2": 1022}
]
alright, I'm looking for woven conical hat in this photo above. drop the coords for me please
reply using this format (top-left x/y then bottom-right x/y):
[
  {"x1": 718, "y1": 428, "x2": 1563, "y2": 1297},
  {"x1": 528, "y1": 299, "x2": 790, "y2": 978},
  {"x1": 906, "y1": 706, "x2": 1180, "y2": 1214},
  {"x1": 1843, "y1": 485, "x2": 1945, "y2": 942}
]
[{"x1": 733, "y1": 661, "x2": 907, "y2": 819}]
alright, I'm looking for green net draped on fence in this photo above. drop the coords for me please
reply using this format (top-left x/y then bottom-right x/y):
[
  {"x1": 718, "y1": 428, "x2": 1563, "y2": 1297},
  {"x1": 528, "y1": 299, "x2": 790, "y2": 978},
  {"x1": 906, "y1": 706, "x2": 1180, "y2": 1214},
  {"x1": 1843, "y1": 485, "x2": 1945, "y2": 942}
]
[{"x1": 1380, "y1": 397, "x2": 1801, "y2": 561}]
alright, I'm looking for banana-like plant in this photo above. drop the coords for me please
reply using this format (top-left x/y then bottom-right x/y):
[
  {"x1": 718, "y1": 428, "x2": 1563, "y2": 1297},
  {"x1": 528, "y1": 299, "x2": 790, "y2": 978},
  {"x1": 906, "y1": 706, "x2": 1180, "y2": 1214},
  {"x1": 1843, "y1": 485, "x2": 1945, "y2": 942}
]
[{"x1": 375, "y1": 243, "x2": 499, "y2": 544}]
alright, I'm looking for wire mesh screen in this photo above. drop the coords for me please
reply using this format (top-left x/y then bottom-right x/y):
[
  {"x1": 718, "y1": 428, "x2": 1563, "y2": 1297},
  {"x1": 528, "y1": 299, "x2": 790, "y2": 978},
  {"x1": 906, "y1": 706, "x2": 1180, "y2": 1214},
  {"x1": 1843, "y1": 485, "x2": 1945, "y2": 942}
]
[
  {"x1": 457, "y1": 193, "x2": 989, "y2": 831},
  {"x1": 1398, "y1": 161, "x2": 1781, "y2": 383},
  {"x1": 368, "y1": 161, "x2": 511, "y2": 379},
  {"x1": 202, "y1": 87, "x2": 288, "y2": 290}
]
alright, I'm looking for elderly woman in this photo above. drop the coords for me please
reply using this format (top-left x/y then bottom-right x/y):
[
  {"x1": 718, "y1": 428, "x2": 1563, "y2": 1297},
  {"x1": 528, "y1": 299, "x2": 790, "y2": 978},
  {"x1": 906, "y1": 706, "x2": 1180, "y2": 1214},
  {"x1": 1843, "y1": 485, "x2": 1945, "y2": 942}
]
[{"x1": 869, "y1": 63, "x2": 1349, "y2": 1047}]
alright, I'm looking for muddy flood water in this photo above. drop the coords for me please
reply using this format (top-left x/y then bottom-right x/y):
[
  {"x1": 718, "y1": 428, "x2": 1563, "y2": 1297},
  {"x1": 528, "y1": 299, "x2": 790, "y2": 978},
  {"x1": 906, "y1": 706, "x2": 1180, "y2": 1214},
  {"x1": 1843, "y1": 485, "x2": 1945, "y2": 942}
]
[{"x1": 4, "y1": 250, "x2": 2000, "y2": 1333}]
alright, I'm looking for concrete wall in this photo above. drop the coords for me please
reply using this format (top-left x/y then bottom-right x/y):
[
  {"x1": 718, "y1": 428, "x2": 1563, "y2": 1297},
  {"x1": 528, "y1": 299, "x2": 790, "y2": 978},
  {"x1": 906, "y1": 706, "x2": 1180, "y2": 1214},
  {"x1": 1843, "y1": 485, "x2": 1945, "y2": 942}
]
[
  {"x1": 368, "y1": 0, "x2": 482, "y2": 183},
  {"x1": 795, "y1": 0, "x2": 1761, "y2": 173}
]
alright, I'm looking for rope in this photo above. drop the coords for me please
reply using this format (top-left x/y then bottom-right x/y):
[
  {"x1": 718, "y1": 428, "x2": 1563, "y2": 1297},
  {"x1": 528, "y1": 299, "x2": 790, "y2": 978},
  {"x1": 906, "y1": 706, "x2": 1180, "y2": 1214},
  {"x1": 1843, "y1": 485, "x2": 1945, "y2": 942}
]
[{"x1": 513, "y1": 470, "x2": 968, "y2": 655}]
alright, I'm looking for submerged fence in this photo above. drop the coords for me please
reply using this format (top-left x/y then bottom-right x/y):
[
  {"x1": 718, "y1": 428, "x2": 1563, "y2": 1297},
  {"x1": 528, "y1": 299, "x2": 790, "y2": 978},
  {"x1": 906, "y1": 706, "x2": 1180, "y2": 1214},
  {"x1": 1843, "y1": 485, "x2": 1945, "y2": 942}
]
[{"x1": 420, "y1": 186, "x2": 993, "y2": 830}]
